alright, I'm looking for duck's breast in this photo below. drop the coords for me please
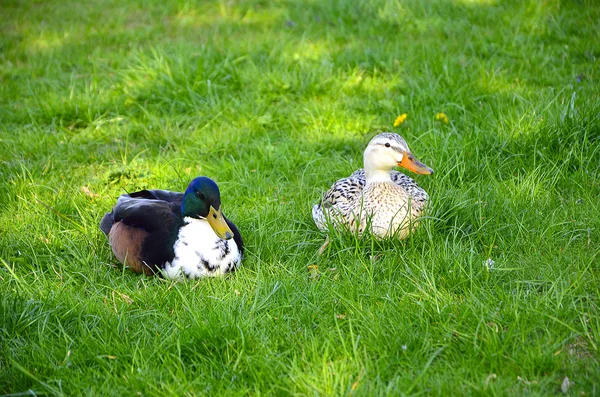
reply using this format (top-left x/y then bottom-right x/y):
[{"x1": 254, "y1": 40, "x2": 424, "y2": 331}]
[
  {"x1": 363, "y1": 182, "x2": 417, "y2": 238},
  {"x1": 161, "y1": 217, "x2": 242, "y2": 279}
]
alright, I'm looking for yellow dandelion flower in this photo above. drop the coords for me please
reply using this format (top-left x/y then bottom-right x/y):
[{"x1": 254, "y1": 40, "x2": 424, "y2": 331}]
[
  {"x1": 307, "y1": 264, "x2": 319, "y2": 279},
  {"x1": 435, "y1": 112, "x2": 449, "y2": 124},
  {"x1": 393, "y1": 113, "x2": 408, "y2": 127}
]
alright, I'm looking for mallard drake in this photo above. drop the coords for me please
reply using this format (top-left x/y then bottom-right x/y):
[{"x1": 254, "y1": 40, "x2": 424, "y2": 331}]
[
  {"x1": 312, "y1": 132, "x2": 433, "y2": 250},
  {"x1": 100, "y1": 177, "x2": 243, "y2": 278}
]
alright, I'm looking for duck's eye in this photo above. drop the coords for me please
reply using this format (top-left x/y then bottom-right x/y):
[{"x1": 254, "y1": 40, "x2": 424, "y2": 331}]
[
  {"x1": 385, "y1": 142, "x2": 391, "y2": 148},
  {"x1": 195, "y1": 191, "x2": 205, "y2": 200}
]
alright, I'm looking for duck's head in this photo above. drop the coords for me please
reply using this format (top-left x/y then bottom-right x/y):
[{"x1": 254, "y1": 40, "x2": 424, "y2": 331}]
[
  {"x1": 363, "y1": 133, "x2": 433, "y2": 181},
  {"x1": 182, "y1": 177, "x2": 234, "y2": 240}
]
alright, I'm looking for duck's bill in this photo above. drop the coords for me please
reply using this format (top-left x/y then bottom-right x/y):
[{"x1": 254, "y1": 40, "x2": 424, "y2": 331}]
[
  {"x1": 398, "y1": 152, "x2": 434, "y2": 175},
  {"x1": 207, "y1": 206, "x2": 234, "y2": 240}
]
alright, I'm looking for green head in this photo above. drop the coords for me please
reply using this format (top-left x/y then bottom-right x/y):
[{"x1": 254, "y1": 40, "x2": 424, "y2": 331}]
[{"x1": 181, "y1": 177, "x2": 233, "y2": 240}]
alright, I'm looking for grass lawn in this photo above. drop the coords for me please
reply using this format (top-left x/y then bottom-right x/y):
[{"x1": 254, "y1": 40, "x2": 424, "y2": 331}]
[{"x1": 1, "y1": 0, "x2": 599, "y2": 395}]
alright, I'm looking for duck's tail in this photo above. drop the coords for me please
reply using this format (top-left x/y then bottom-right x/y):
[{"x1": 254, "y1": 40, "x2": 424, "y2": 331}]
[
  {"x1": 312, "y1": 203, "x2": 328, "y2": 232},
  {"x1": 99, "y1": 212, "x2": 114, "y2": 235}
]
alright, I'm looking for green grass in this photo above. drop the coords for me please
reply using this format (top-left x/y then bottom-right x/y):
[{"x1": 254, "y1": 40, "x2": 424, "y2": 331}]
[{"x1": 1, "y1": 0, "x2": 599, "y2": 395}]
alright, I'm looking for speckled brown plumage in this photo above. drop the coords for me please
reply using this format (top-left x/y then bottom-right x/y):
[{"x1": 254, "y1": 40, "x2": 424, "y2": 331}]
[
  {"x1": 313, "y1": 169, "x2": 428, "y2": 238},
  {"x1": 312, "y1": 133, "x2": 432, "y2": 240}
]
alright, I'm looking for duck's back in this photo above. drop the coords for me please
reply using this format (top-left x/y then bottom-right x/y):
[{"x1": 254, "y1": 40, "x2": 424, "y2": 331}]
[{"x1": 100, "y1": 189, "x2": 183, "y2": 234}]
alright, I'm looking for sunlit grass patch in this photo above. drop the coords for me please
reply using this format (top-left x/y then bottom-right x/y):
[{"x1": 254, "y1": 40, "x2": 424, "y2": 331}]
[{"x1": 1, "y1": 0, "x2": 599, "y2": 395}]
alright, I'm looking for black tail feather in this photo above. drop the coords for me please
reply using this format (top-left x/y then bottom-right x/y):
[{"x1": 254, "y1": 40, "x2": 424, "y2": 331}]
[{"x1": 99, "y1": 212, "x2": 114, "y2": 235}]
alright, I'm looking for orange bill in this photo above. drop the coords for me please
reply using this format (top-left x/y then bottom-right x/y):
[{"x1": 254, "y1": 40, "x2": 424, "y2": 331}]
[{"x1": 398, "y1": 152, "x2": 434, "y2": 175}]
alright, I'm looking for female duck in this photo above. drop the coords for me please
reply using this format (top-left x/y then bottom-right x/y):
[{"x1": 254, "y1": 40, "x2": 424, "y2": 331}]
[
  {"x1": 312, "y1": 133, "x2": 433, "y2": 248},
  {"x1": 100, "y1": 177, "x2": 243, "y2": 278}
]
